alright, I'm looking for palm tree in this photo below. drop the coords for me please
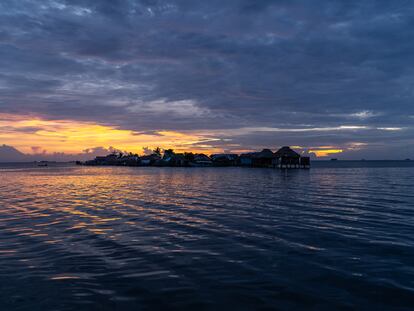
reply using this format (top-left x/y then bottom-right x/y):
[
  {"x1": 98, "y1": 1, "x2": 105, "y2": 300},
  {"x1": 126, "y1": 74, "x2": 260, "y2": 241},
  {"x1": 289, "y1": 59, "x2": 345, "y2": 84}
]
[
  {"x1": 164, "y1": 149, "x2": 174, "y2": 158},
  {"x1": 154, "y1": 147, "x2": 162, "y2": 157}
]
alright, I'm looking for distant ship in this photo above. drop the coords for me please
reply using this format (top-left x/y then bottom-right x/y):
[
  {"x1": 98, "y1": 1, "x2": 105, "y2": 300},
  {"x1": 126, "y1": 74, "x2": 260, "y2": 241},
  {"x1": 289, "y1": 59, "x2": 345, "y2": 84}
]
[
  {"x1": 330, "y1": 158, "x2": 338, "y2": 161},
  {"x1": 37, "y1": 161, "x2": 48, "y2": 167}
]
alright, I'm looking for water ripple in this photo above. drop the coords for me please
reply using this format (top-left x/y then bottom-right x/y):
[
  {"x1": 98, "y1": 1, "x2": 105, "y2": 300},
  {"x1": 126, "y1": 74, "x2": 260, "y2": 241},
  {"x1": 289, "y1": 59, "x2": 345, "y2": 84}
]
[{"x1": 0, "y1": 165, "x2": 414, "y2": 310}]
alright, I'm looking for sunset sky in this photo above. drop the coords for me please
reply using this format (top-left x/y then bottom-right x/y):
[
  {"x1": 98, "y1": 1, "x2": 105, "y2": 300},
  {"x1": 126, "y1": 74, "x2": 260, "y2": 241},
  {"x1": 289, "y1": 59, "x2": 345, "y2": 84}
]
[{"x1": 1, "y1": 1, "x2": 413, "y2": 160}]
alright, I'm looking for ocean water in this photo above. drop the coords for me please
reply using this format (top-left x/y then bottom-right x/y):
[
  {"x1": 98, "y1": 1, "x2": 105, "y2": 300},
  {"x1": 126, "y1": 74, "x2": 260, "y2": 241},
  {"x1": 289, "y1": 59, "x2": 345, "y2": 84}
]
[{"x1": 1, "y1": 163, "x2": 414, "y2": 310}]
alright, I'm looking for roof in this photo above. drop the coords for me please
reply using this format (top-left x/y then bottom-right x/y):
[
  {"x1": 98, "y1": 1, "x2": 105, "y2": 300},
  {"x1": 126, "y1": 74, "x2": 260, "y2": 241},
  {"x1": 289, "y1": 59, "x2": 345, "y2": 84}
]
[
  {"x1": 258, "y1": 149, "x2": 275, "y2": 159},
  {"x1": 210, "y1": 154, "x2": 238, "y2": 160},
  {"x1": 239, "y1": 152, "x2": 259, "y2": 158},
  {"x1": 194, "y1": 153, "x2": 211, "y2": 161},
  {"x1": 274, "y1": 146, "x2": 300, "y2": 158}
]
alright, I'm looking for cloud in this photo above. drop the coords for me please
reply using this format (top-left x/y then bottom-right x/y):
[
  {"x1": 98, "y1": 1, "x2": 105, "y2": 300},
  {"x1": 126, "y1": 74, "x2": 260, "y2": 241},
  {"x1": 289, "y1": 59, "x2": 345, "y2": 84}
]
[
  {"x1": 126, "y1": 99, "x2": 211, "y2": 117},
  {"x1": 31, "y1": 146, "x2": 45, "y2": 154},
  {"x1": 0, "y1": 144, "x2": 121, "y2": 162},
  {"x1": 348, "y1": 111, "x2": 380, "y2": 120},
  {"x1": 0, "y1": 0, "x2": 413, "y2": 158}
]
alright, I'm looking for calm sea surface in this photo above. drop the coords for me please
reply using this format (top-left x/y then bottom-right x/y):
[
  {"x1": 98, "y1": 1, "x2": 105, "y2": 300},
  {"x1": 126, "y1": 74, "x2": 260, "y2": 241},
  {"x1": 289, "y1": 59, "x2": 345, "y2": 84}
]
[{"x1": 1, "y1": 162, "x2": 414, "y2": 310}]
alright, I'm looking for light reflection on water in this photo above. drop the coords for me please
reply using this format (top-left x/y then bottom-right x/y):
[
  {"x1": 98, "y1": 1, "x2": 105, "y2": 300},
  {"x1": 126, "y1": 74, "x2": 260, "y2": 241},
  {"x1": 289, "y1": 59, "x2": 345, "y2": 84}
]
[{"x1": 0, "y1": 165, "x2": 414, "y2": 310}]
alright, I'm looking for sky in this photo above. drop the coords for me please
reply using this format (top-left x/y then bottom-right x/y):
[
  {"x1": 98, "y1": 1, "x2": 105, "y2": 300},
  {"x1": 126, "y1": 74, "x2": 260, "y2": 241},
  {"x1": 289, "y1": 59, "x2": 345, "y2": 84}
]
[{"x1": 1, "y1": 0, "x2": 414, "y2": 160}]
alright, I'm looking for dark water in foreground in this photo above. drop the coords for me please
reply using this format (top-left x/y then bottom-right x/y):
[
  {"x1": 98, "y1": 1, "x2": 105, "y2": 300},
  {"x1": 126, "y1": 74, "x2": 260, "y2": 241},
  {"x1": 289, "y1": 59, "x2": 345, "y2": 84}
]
[{"x1": 1, "y1": 163, "x2": 414, "y2": 310}]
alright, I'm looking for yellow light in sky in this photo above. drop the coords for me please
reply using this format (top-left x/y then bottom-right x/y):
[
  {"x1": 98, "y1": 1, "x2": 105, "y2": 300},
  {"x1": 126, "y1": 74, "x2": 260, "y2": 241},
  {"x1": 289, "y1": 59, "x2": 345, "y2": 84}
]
[
  {"x1": 0, "y1": 113, "x2": 352, "y2": 157},
  {"x1": 0, "y1": 113, "x2": 221, "y2": 155},
  {"x1": 309, "y1": 149, "x2": 343, "y2": 157}
]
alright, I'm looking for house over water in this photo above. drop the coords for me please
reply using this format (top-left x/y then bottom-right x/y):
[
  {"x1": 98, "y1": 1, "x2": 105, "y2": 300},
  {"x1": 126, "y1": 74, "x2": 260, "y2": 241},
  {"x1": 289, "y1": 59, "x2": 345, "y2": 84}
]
[
  {"x1": 255, "y1": 149, "x2": 276, "y2": 167},
  {"x1": 162, "y1": 152, "x2": 186, "y2": 166},
  {"x1": 239, "y1": 153, "x2": 255, "y2": 166},
  {"x1": 140, "y1": 154, "x2": 161, "y2": 166},
  {"x1": 238, "y1": 147, "x2": 310, "y2": 169},
  {"x1": 274, "y1": 146, "x2": 310, "y2": 168},
  {"x1": 210, "y1": 154, "x2": 238, "y2": 166},
  {"x1": 191, "y1": 154, "x2": 213, "y2": 166}
]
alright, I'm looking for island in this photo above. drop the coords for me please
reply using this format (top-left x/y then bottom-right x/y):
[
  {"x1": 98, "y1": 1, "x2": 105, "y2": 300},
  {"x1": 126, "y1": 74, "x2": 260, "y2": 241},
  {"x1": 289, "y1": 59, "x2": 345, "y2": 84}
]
[{"x1": 77, "y1": 146, "x2": 310, "y2": 169}]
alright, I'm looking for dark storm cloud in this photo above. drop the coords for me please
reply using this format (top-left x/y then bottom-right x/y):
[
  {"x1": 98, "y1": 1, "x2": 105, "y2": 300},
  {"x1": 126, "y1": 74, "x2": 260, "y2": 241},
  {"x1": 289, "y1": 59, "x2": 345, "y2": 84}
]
[{"x1": 0, "y1": 0, "x2": 413, "y2": 158}]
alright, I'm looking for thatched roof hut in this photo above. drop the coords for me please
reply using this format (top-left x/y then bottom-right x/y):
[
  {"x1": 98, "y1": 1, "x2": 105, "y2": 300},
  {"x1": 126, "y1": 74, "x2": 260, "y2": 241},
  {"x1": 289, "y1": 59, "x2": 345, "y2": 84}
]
[
  {"x1": 257, "y1": 149, "x2": 275, "y2": 159},
  {"x1": 274, "y1": 146, "x2": 300, "y2": 158}
]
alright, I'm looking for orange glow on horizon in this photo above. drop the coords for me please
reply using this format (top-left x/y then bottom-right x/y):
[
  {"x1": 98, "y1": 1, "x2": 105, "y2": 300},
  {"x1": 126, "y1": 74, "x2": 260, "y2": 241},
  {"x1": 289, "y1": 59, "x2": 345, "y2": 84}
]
[
  {"x1": 0, "y1": 113, "x2": 352, "y2": 157},
  {"x1": 0, "y1": 113, "x2": 222, "y2": 155},
  {"x1": 309, "y1": 149, "x2": 343, "y2": 157}
]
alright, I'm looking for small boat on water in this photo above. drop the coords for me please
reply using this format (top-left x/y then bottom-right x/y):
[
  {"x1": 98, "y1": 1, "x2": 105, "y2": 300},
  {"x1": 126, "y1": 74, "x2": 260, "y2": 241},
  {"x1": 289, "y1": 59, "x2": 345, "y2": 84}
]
[{"x1": 37, "y1": 161, "x2": 48, "y2": 167}]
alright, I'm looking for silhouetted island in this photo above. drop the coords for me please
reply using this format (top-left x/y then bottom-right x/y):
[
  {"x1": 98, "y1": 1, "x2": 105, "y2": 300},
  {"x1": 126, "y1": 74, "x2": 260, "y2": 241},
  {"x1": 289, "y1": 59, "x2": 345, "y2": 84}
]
[{"x1": 77, "y1": 146, "x2": 310, "y2": 169}]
